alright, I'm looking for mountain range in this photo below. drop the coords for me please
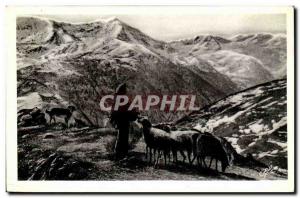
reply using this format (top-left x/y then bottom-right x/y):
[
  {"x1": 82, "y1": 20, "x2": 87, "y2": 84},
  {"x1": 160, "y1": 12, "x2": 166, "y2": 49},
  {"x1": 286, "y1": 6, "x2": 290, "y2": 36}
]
[{"x1": 17, "y1": 17, "x2": 286, "y2": 125}]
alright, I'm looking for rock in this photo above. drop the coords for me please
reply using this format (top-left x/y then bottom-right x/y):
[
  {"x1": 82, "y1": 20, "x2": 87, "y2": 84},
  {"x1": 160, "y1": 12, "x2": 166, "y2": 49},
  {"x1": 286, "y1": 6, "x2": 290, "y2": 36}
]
[
  {"x1": 17, "y1": 107, "x2": 46, "y2": 127},
  {"x1": 20, "y1": 114, "x2": 33, "y2": 122},
  {"x1": 32, "y1": 148, "x2": 41, "y2": 152},
  {"x1": 43, "y1": 133, "x2": 56, "y2": 139},
  {"x1": 68, "y1": 173, "x2": 76, "y2": 179},
  {"x1": 21, "y1": 134, "x2": 30, "y2": 139},
  {"x1": 34, "y1": 113, "x2": 47, "y2": 125},
  {"x1": 50, "y1": 123, "x2": 67, "y2": 130},
  {"x1": 18, "y1": 125, "x2": 46, "y2": 133}
]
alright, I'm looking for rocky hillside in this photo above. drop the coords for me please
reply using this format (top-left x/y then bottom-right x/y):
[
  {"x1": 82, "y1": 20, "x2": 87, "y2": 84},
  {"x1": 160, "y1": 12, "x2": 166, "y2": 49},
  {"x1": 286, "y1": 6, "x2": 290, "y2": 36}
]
[
  {"x1": 176, "y1": 79, "x2": 287, "y2": 169},
  {"x1": 17, "y1": 17, "x2": 286, "y2": 125},
  {"x1": 170, "y1": 33, "x2": 286, "y2": 80}
]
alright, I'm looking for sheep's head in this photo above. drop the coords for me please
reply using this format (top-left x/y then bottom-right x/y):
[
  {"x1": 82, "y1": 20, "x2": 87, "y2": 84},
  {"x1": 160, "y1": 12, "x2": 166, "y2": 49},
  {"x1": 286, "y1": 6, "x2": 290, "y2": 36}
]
[
  {"x1": 221, "y1": 148, "x2": 230, "y2": 172},
  {"x1": 138, "y1": 117, "x2": 152, "y2": 129},
  {"x1": 68, "y1": 106, "x2": 76, "y2": 112},
  {"x1": 221, "y1": 159, "x2": 229, "y2": 172}
]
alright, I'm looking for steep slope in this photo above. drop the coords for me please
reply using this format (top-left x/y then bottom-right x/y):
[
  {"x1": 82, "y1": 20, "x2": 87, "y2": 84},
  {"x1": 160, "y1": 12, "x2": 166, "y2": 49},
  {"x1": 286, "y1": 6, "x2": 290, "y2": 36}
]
[
  {"x1": 17, "y1": 17, "x2": 52, "y2": 44},
  {"x1": 228, "y1": 33, "x2": 287, "y2": 78},
  {"x1": 199, "y1": 50, "x2": 274, "y2": 89},
  {"x1": 231, "y1": 33, "x2": 285, "y2": 47},
  {"x1": 170, "y1": 54, "x2": 237, "y2": 93},
  {"x1": 192, "y1": 35, "x2": 231, "y2": 51},
  {"x1": 229, "y1": 33, "x2": 287, "y2": 78},
  {"x1": 176, "y1": 79, "x2": 287, "y2": 169},
  {"x1": 169, "y1": 33, "x2": 286, "y2": 83}
]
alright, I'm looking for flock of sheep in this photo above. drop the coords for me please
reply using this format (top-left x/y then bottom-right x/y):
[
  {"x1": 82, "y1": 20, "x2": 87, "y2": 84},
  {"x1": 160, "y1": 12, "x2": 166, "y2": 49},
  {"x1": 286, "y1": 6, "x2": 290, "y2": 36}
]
[{"x1": 138, "y1": 117, "x2": 236, "y2": 172}]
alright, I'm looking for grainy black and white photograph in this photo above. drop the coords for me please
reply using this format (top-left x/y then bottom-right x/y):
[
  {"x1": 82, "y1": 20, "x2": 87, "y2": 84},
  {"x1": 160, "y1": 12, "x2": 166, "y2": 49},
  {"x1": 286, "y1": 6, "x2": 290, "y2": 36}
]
[{"x1": 6, "y1": 6, "x2": 295, "y2": 193}]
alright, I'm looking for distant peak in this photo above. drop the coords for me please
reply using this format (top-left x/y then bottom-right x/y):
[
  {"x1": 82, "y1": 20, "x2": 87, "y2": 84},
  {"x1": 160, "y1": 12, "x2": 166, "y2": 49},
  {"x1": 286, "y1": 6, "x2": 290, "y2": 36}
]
[
  {"x1": 103, "y1": 17, "x2": 121, "y2": 23},
  {"x1": 33, "y1": 16, "x2": 123, "y2": 26},
  {"x1": 91, "y1": 17, "x2": 123, "y2": 25}
]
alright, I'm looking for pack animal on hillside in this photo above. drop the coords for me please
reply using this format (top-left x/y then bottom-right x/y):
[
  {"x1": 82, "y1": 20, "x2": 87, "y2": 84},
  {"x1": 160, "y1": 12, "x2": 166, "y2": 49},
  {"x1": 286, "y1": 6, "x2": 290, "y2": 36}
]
[{"x1": 45, "y1": 106, "x2": 76, "y2": 126}]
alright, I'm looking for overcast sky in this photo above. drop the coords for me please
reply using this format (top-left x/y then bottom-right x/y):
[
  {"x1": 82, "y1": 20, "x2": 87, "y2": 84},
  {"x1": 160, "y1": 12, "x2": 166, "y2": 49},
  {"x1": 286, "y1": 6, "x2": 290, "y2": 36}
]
[{"x1": 41, "y1": 14, "x2": 286, "y2": 41}]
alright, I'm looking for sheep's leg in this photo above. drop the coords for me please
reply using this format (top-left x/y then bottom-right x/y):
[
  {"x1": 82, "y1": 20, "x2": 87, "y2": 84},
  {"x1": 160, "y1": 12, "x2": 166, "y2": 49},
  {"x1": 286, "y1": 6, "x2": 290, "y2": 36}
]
[
  {"x1": 155, "y1": 151, "x2": 161, "y2": 167},
  {"x1": 163, "y1": 152, "x2": 167, "y2": 166},
  {"x1": 191, "y1": 154, "x2": 197, "y2": 164},
  {"x1": 65, "y1": 118, "x2": 71, "y2": 133},
  {"x1": 187, "y1": 151, "x2": 192, "y2": 164},
  {"x1": 202, "y1": 157, "x2": 207, "y2": 168},
  {"x1": 145, "y1": 147, "x2": 148, "y2": 159},
  {"x1": 197, "y1": 156, "x2": 201, "y2": 167},
  {"x1": 152, "y1": 149, "x2": 155, "y2": 164},
  {"x1": 147, "y1": 147, "x2": 150, "y2": 160},
  {"x1": 172, "y1": 150, "x2": 177, "y2": 163},
  {"x1": 155, "y1": 150, "x2": 158, "y2": 163},
  {"x1": 215, "y1": 159, "x2": 218, "y2": 171},
  {"x1": 158, "y1": 151, "x2": 162, "y2": 163},
  {"x1": 65, "y1": 117, "x2": 69, "y2": 128},
  {"x1": 200, "y1": 157, "x2": 204, "y2": 167},
  {"x1": 173, "y1": 151, "x2": 177, "y2": 163},
  {"x1": 145, "y1": 147, "x2": 148, "y2": 160},
  {"x1": 149, "y1": 148, "x2": 152, "y2": 163},
  {"x1": 197, "y1": 156, "x2": 200, "y2": 166},
  {"x1": 180, "y1": 150, "x2": 186, "y2": 162},
  {"x1": 209, "y1": 157, "x2": 213, "y2": 168}
]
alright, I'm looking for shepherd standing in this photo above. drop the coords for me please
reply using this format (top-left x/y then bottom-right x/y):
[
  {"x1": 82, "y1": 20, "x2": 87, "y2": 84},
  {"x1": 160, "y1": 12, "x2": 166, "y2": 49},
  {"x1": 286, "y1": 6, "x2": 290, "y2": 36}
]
[{"x1": 110, "y1": 83, "x2": 139, "y2": 160}]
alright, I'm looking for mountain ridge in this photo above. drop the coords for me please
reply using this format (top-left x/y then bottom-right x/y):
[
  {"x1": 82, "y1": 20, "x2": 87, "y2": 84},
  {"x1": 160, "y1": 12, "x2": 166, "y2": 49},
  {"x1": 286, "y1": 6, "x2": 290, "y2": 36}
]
[{"x1": 17, "y1": 16, "x2": 286, "y2": 125}]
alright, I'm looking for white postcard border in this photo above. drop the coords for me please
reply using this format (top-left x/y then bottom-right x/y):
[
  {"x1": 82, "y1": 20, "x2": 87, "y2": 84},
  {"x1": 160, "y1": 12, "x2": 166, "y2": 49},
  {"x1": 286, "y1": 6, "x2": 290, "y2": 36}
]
[{"x1": 5, "y1": 6, "x2": 295, "y2": 193}]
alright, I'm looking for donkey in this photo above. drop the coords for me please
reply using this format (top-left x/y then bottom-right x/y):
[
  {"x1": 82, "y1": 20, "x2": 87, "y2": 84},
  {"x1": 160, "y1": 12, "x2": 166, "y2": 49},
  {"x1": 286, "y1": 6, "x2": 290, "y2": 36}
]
[{"x1": 45, "y1": 106, "x2": 76, "y2": 126}]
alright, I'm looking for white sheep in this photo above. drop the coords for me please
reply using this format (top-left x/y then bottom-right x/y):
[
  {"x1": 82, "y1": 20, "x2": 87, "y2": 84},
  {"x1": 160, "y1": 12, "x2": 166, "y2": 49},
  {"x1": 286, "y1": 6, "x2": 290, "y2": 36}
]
[
  {"x1": 169, "y1": 130, "x2": 200, "y2": 164},
  {"x1": 139, "y1": 118, "x2": 172, "y2": 166}
]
